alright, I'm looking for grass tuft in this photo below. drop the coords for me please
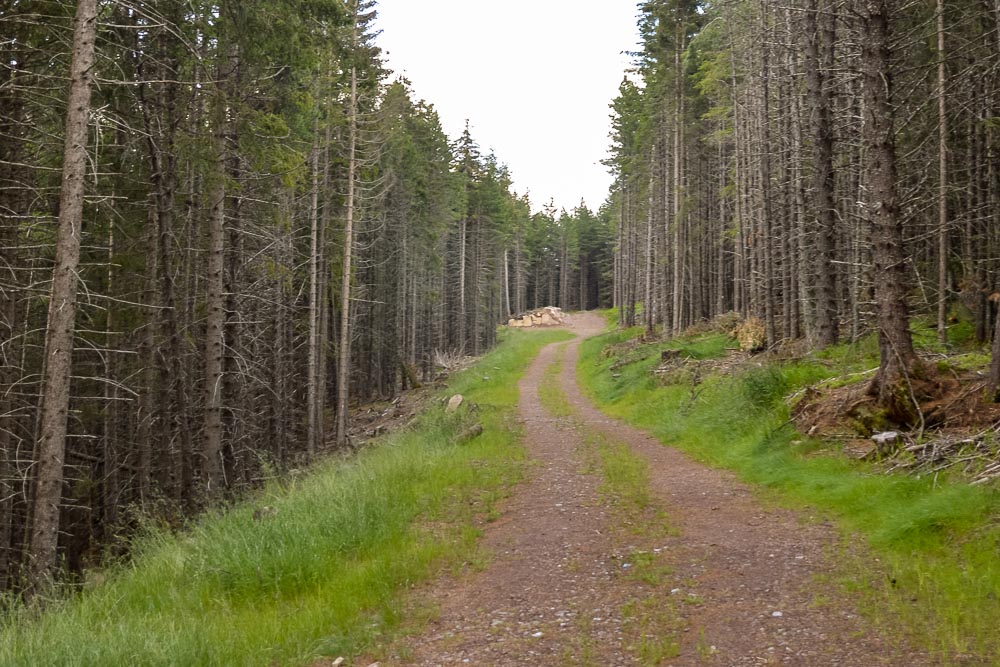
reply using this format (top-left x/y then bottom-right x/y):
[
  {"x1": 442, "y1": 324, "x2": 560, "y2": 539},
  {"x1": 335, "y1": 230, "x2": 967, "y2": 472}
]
[{"x1": 739, "y1": 365, "x2": 790, "y2": 410}]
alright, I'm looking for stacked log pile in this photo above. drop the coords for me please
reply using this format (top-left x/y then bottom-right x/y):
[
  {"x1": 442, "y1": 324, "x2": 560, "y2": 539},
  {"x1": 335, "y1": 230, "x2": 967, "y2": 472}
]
[{"x1": 507, "y1": 307, "x2": 566, "y2": 328}]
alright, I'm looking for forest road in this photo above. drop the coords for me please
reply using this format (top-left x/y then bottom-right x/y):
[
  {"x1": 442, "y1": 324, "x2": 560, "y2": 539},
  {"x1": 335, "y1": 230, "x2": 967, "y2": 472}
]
[{"x1": 395, "y1": 312, "x2": 930, "y2": 666}]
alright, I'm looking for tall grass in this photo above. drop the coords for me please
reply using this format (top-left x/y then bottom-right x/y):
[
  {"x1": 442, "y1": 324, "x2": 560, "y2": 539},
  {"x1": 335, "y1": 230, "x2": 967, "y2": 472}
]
[
  {"x1": 578, "y1": 325, "x2": 1000, "y2": 664},
  {"x1": 0, "y1": 328, "x2": 573, "y2": 667}
]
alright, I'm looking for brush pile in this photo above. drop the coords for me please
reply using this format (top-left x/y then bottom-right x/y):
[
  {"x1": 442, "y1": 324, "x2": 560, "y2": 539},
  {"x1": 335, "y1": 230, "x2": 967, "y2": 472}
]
[{"x1": 881, "y1": 430, "x2": 1000, "y2": 485}]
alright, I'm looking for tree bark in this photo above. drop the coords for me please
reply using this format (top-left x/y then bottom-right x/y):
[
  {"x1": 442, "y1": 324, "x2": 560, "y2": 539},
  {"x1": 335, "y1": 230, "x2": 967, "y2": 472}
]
[
  {"x1": 335, "y1": 43, "x2": 359, "y2": 448},
  {"x1": 989, "y1": 295, "x2": 1000, "y2": 401},
  {"x1": 861, "y1": 0, "x2": 919, "y2": 415},
  {"x1": 307, "y1": 139, "x2": 321, "y2": 456},
  {"x1": 503, "y1": 248, "x2": 511, "y2": 317},
  {"x1": 804, "y1": 0, "x2": 839, "y2": 347},
  {"x1": 787, "y1": 5, "x2": 808, "y2": 340},
  {"x1": 458, "y1": 217, "x2": 467, "y2": 347},
  {"x1": 758, "y1": 2, "x2": 777, "y2": 346},
  {"x1": 936, "y1": 0, "x2": 949, "y2": 344},
  {"x1": 645, "y1": 166, "x2": 655, "y2": 334},
  {"x1": 26, "y1": 0, "x2": 98, "y2": 591},
  {"x1": 317, "y1": 118, "x2": 333, "y2": 450},
  {"x1": 201, "y1": 80, "x2": 228, "y2": 496},
  {"x1": 671, "y1": 20, "x2": 686, "y2": 336}
]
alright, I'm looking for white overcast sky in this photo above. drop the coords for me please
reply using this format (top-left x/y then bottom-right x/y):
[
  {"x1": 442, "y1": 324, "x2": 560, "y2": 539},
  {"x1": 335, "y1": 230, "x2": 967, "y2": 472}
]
[{"x1": 374, "y1": 1, "x2": 641, "y2": 214}]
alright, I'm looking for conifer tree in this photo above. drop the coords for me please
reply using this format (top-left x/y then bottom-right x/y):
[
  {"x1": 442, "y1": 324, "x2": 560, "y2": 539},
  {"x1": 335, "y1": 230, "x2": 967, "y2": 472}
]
[{"x1": 27, "y1": 0, "x2": 98, "y2": 592}]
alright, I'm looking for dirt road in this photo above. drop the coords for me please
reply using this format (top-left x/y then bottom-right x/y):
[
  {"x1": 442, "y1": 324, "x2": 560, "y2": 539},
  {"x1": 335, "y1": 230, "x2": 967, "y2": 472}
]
[{"x1": 397, "y1": 312, "x2": 927, "y2": 666}]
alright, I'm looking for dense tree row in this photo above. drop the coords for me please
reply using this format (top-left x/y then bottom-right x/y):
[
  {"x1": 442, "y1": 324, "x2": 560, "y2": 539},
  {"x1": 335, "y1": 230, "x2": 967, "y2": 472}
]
[
  {"x1": 607, "y1": 0, "x2": 1000, "y2": 410},
  {"x1": 0, "y1": 0, "x2": 614, "y2": 593}
]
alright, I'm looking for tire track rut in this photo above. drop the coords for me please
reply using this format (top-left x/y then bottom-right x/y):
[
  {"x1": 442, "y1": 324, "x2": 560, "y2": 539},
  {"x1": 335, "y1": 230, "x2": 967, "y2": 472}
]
[{"x1": 396, "y1": 313, "x2": 929, "y2": 666}]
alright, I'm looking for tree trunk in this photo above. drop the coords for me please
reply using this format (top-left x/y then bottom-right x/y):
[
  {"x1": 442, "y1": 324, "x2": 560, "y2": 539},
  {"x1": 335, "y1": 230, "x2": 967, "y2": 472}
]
[
  {"x1": 787, "y1": 5, "x2": 808, "y2": 340},
  {"x1": 307, "y1": 139, "x2": 321, "y2": 456},
  {"x1": 805, "y1": 0, "x2": 839, "y2": 347},
  {"x1": 936, "y1": 0, "x2": 949, "y2": 344},
  {"x1": 0, "y1": 252, "x2": 16, "y2": 585},
  {"x1": 514, "y1": 229, "x2": 524, "y2": 314},
  {"x1": 645, "y1": 166, "x2": 655, "y2": 334},
  {"x1": 148, "y1": 114, "x2": 193, "y2": 510},
  {"x1": 758, "y1": 2, "x2": 777, "y2": 346},
  {"x1": 136, "y1": 232, "x2": 157, "y2": 504},
  {"x1": 671, "y1": 23, "x2": 686, "y2": 336},
  {"x1": 727, "y1": 13, "x2": 748, "y2": 319},
  {"x1": 335, "y1": 54, "x2": 359, "y2": 447},
  {"x1": 317, "y1": 121, "x2": 332, "y2": 450},
  {"x1": 0, "y1": 89, "x2": 24, "y2": 586},
  {"x1": 472, "y1": 216, "x2": 485, "y2": 355},
  {"x1": 458, "y1": 217, "x2": 467, "y2": 348},
  {"x1": 503, "y1": 248, "x2": 511, "y2": 317},
  {"x1": 201, "y1": 85, "x2": 228, "y2": 496},
  {"x1": 861, "y1": 0, "x2": 919, "y2": 417},
  {"x1": 989, "y1": 295, "x2": 1000, "y2": 401},
  {"x1": 26, "y1": 0, "x2": 98, "y2": 591}
]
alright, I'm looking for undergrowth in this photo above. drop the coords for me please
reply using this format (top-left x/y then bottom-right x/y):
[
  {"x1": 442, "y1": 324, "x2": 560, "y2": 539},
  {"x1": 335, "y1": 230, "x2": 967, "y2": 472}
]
[
  {"x1": 0, "y1": 328, "x2": 573, "y2": 667},
  {"x1": 578, "y1": 318, "x2": 1000, "y2": 665}
]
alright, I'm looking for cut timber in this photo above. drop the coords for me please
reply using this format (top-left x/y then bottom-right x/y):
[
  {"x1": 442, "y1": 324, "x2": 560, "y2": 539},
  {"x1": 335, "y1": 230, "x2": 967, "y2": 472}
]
[
  {"x1": 869, "y1": 431, "x2": 902, "y2": 459},
  {"x1": 446, "y1": 394, "x2": 464, "y2": 413},
  {"x1": 506, "y1": 306, "x2": 566, "y2": 328}
]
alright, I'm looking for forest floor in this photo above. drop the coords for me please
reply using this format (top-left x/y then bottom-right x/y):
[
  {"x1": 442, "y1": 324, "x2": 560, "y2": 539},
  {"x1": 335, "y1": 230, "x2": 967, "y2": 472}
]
[
  {"x1": 374, "y1": 313, "x2": 931, "y2": 666},
  {"x1": 347, "y1": 357, "x2": 478, "y2": 447}
]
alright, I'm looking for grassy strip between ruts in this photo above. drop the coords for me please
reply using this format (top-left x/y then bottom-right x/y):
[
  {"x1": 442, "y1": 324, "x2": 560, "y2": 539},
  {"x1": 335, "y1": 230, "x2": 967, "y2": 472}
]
[
  {"x1": 536, "y1": 344, "x2": 659, "y2": 526},
  {"x1": 0, "y1": 327, "x2": 573, "y2": 667},
  {"x1": 538, "y1": 343, "x2": 573, "y2": 418},
  {"x1": 578, "y1": 319, "x2": 1000, "y2": 665},
  {"x1": 536, "y1": 346, "x2": 682, "y2": 666}
]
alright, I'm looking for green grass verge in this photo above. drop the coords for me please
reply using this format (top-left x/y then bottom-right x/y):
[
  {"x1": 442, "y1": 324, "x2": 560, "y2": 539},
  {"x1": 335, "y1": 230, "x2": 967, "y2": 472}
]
[
  {"x1": 0, "y1": 328, "x2": 573, "y2": 667},
  {"x1": 578, "y1": 322, "x2": 1000, "y2": 665}
]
